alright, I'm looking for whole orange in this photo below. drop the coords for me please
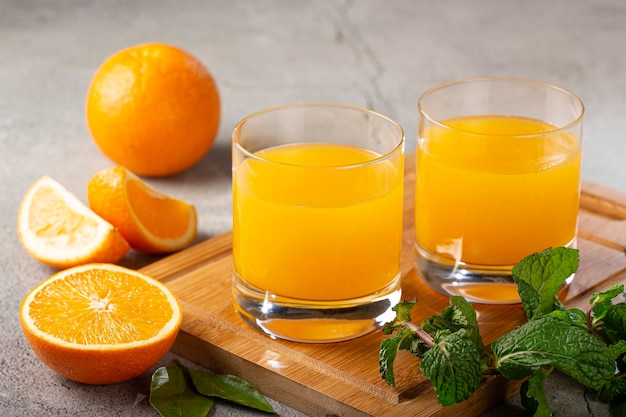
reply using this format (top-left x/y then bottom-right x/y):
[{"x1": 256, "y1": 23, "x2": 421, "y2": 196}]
[{"x1": 86, "y1": 43, "x2": 220, "y2": 177}]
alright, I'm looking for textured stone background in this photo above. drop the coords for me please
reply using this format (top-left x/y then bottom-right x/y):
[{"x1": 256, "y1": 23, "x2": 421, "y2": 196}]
[{"x1": 2, "y1": 1, "x2": 625, "y2": 416}]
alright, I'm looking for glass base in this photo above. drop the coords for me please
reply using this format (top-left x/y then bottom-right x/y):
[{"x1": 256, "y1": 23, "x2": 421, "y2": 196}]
[
  {"x1": 233, "y1": 273, "x2": 402, "y2": 343},
  {"x1": 414, "y1": 243, "x2": 575, "y2": 305}
]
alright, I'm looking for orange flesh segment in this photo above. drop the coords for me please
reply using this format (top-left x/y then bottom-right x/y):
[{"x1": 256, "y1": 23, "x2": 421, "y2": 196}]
[
  {"x1": 27, "y1": 268, "x2": 174, "y2": 345},
  {"x1": 126, "y1": 178, "x2": 192, "y2": 239},
  {"x1": 31, "y1": 185, "x2": 98, "y2": 243}
]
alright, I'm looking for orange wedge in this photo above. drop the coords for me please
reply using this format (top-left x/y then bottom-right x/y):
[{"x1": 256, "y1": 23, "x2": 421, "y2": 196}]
[
  {"x1": 17, "y1": 176, "x2": 130, "y2": 269},
  {"x1": 87, "y1": 166, "x2": 197, "y2": 254},
  {"x1": 20, "y1": 263, "x2": 182, "y2": 385}
]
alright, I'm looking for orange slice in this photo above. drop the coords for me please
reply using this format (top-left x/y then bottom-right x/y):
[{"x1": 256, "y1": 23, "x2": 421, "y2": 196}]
[
  {"x1": 17, "y1": 176, "x2": 130, "y2": 269},
  {"x1": 20, "y1": 263, "x2": 182, "y2": 385},
  {"x1": 87, "y1": 166, "x2": 197, "y2": 254}
]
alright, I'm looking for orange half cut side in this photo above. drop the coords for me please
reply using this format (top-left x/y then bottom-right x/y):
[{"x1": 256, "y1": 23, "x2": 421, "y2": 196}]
[{"x1": 20, "y1": 263, "x2": 182, "y2": 384}]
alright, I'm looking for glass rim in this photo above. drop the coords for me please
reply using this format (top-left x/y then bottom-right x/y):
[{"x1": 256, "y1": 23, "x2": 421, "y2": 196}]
[
  {"x1": 232, "y1": 102, "x2": 405, "y2": 169},
  {"x1": 417, "y1": 76, "x2": 585, "y2": 138}
]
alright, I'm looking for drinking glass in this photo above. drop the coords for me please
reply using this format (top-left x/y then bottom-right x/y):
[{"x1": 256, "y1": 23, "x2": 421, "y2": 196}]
[
  {"x1": 414, "y1": 77, "x2": 584, "y2": 304},
  {"x1": 232, "y1": 103, "x2": 405, "y2": 342}
]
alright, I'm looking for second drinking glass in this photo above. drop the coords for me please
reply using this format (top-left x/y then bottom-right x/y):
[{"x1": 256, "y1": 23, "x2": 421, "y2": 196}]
[{"x1": 414, "y1": 77, "x2": 584, "y2": 304}]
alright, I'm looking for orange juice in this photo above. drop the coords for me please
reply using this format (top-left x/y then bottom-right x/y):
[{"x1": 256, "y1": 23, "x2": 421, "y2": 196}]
[
  {"x1": 233, "y1": 143, "x2": 404, "y2": 301},
  {"x1": 415, "y1": 115, "x2": 581, "y2": 267}
]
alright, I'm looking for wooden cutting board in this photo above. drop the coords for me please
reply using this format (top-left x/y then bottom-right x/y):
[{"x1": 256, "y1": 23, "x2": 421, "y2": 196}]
[{"x1": 140, "y1": 156, "x2": 626, "y2": 417}]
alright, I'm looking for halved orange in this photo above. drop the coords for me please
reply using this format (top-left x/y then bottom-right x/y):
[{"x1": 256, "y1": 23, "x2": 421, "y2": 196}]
[
  {"x1": 17, "y1": 176, "x2": 130, "y2": 269},
  {"x1": 87, "y1": 166, "x2": 197, "y2": 254},
  {"x1": 20, "y1": 263, "x2": 182, "y2": 385}
]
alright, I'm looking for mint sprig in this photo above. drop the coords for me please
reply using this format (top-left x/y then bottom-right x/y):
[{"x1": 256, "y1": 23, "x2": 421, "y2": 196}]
[
  {"x1": 379, "y1": 247, "x2": 626, "y2": 416},
  {"x1": 380, "y1": 295, "x2": 490, "y2": 403}
]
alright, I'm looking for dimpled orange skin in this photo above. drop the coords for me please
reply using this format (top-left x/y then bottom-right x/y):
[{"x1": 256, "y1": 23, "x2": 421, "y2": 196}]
[
  {"x1": 85, "y1": 43, "x2": 220, "y2": 177},
  {"x1": 20, "y1": 324, "x2": 177, "y2": 385}
]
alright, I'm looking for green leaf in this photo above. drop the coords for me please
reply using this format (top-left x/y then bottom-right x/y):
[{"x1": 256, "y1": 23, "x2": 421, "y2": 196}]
[
  {"x1": 520, "y1": 368, "x2": 553, "y2": 417},
  {"x1": 546, "y1": 308, "x2": 587, "y2": 329},
  {"x1": 394, "y1": 298, "x2": 418, "y2": 323},
  {"x1": 597, "y1": 375, "x2": 626, "y2": 404},
  {"x1": 602, "y1": 303, "x2": 626, "y2": 344},
  {"x1": 591, "y1": 284, "x2": 625, "y2": 305},
  {"x1": 421, "y1": 297, "x2": 471, "y2": 331},
  {"x1": 449, "y1": 296, "x2": 490, "y2": 363},
  {"x1": 608, "y1": 340, "x2": 626, "y2": 361},
  {"x1": 420, "y1": 329, "x2": 485, "y2": 406},
  {"x1": 515, "y1": 278, "x2": 542, "y2": 320},
  {"x1": 594, "y1": 302, "x2": 615, "y2": 328},
  {"x1": 591, "y1": 284, "x2": 625, "y2": 327},
  {"x1": 492, "y1": 317, "x2": 615, "y2": 389},
  {"x1": 380, "y1": 327, "x2": 422, "y2": 386},
  {"x1": 402, "y1": 332, "x2": 431, "y2": 357},
  {"x1": 422, "y1": 296, "x2": 490, "y2": 365},
  {"x1": 383, "y1": 298, "x2": 418, "y2": 335},
  {"x1": 150, "y1": 364, "x2": 214, "y2": 417},
  {"x1": 512, "y1": 247, "x2": 579, "y2": 319},
  {"x1": 187, "y1": 368, "x2": 274, "y2": 413}
]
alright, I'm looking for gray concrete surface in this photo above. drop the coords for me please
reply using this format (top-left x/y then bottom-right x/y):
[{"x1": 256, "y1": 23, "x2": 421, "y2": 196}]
[{"x1": 1, "y1": 0, "x2": 625, "y2": 416}]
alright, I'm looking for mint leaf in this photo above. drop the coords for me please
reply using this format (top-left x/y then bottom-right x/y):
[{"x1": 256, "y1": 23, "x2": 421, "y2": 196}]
[
  {"x1": 395, "y1": 298, "x2": 418, "y2": 323},
  {"x1": 520, "y1": 368, "x2": 553, "y2": 417},
  {"x1": 515, "y1": 278, "x2": 541, "y2": 320},
  {"x1": 493, "y1": 316, "x2": 615, "y2": 389},
  {"x1": 608, "y1": 340, "x2": 626, "y2": 361},
  {"x1": 601, "y1": 303, "x2": 626, "y2": 344},
  {"x1": 383, "y1": 299, "x2": 418, "y2": 335},
  {"x1": 379, "y1": 328, "x2": 407, "y2": 387},
  {"x1": 187, "y1": 368, "x2": 274, "y2": 413},
  {"x1": 591, "y1": 284, "x2": 625, "y2": 305},
  {"x1": 591, "y1": 284, "x2": 625, "y2": 328},
  {"x1": 399, "y1": 329, "x2": 432, "y2": 358},
  {"x1": 546, "y1": 308, "x2": 587, "y2": 329},
  {"x1": 449, "y1": 296, "x2": 490, "y2": 363},
  {"x1": 422, "y1": 296, "x2": 490, "y2": 365},
  {"x1": 512, "y1": 247, "x2": 579, "y2": 319},
  {"x1": 420, "y1": 329, "x2": 485, "y2": 406},
  {"x1": 379, "y1": 327, "x2": 427, "y2": 386},
  {"x1": 150, "y1": 364, "x2": 214, "y2": 417},
  {"x1": 598, "y1": 375, "x2": 626, "y2": 404}
]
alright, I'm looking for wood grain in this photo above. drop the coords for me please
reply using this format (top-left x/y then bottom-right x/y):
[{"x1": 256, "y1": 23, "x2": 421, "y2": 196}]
[{"x1": 140, "y1": 157, "x2": 626, "y2": 417}]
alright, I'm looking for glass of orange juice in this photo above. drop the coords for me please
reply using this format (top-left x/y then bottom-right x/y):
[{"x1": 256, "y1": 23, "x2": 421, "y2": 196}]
[
  {"x1": 415, "y1": 77, "x2": 584, "y2": 304},
  {"x1": 232, "y1": 103, "x2": 405, "y2": 342}
]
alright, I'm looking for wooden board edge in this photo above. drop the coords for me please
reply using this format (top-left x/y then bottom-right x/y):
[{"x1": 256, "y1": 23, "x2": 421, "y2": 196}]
[
  {"x1": 171, "y1": 331, "x2": 370, "y2": 417},
  {"x1": 581, "y1": 179, "x2": 626, "y2": 219}
]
